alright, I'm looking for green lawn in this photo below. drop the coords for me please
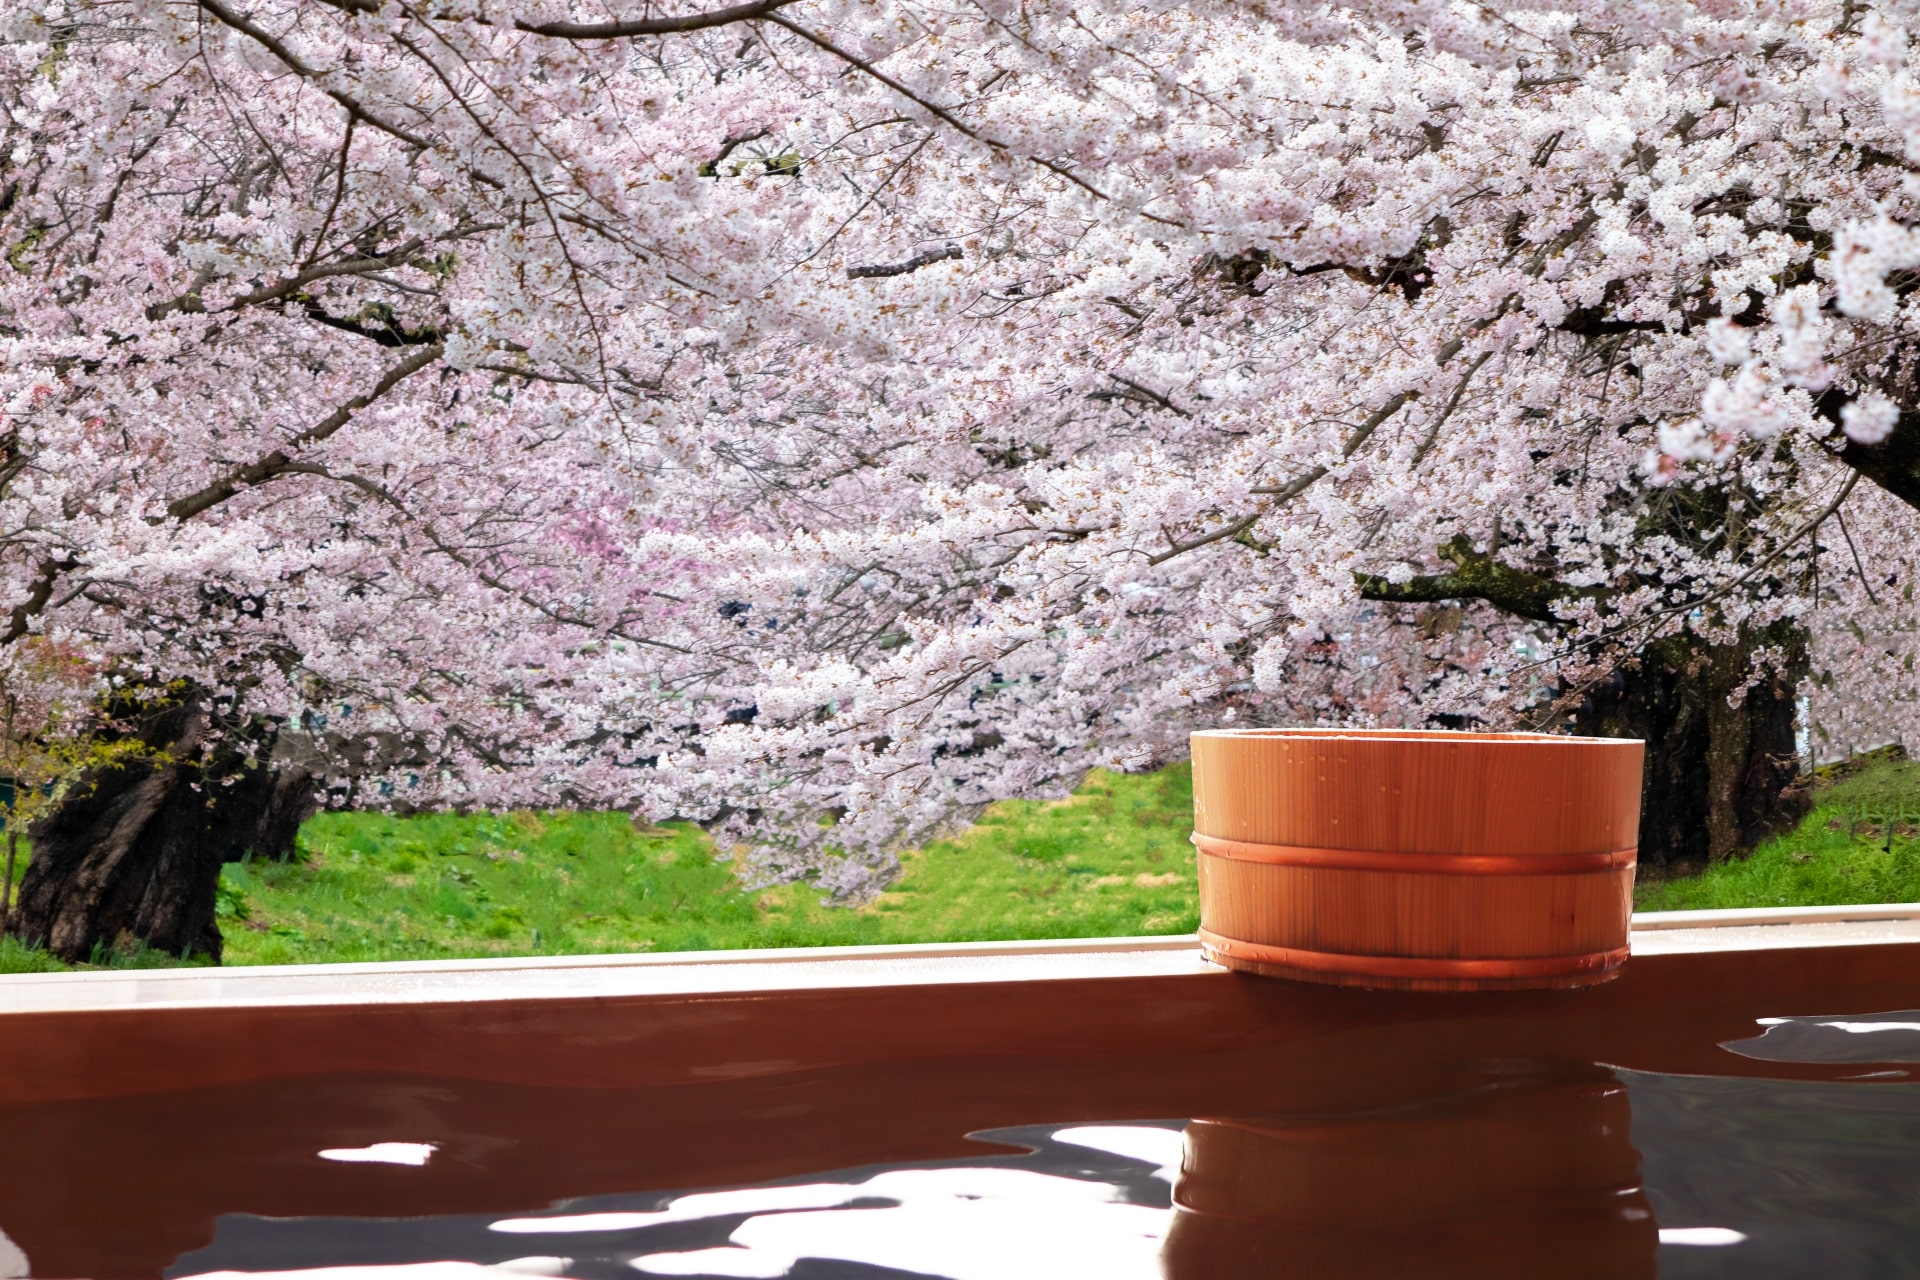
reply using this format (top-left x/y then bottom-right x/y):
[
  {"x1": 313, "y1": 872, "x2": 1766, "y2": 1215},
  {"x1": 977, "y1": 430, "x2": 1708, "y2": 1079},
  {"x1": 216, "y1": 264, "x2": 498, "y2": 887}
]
[
  {"x1": 1634, "y1": 750, "x2": 1920, "y2": 911},
  {"x1": 6, "y1": 750, "x2": 1920, "y2": 975},
  {"x1": 212, "y1": 761, "x2": 1198, "y2": 966}
]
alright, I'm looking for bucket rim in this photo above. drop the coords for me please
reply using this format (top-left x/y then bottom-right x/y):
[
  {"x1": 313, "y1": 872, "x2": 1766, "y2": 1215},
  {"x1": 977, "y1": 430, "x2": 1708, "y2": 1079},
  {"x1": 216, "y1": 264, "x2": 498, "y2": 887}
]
[{"x1": 1190, "y1": 727, "x2": 1643, "y2": 747}]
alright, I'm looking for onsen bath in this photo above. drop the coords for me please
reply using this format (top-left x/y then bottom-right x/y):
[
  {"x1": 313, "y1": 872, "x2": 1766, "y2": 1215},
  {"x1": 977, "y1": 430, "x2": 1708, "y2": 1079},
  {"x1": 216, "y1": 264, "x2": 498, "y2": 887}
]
[{"x1": 3, "y1": 911, "x2": 1920, "y2": 1279}]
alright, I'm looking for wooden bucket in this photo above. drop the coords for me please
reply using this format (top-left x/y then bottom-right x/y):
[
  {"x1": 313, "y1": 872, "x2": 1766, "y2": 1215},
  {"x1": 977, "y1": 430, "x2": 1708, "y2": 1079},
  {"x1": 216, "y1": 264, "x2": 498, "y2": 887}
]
[{"x1": 1190, "y1": 728, "x2": 1644, "y2": 991}]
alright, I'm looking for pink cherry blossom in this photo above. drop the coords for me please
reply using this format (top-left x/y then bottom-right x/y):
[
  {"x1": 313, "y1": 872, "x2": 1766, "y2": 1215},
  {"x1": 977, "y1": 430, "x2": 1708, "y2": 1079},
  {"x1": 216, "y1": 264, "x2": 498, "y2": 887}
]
[{"x1": 1, "y1": 0, "x2": 1917, "y2": 896}]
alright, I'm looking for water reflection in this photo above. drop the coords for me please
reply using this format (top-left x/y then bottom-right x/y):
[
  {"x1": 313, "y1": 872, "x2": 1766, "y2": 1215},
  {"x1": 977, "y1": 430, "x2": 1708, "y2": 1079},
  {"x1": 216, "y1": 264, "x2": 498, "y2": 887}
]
[
  {"x1": 1723, "y1": 1009, "x2": 1920, "y2": 1065},
  {"x1": 0, "y1": 945, "x2": 1879, "y2": 1280},
  {"x1": 173, "y1": 1062, "x2": 1665, "y2": 1280},
  {"x1": 160, "y1": 1046, "x2": 1920, "y2": 1280},
  {"x1": 1165, "y1": 1061, "x2": 1657, "y2": 1280},
  {"x1": 176, "y1": 1122, "x2": 1187, "y2": 1280},
  {"x1": 0, "y1": 1226, "x2": 26, "y2": 1280},
  {"x1": 1627, "y1": 1070, "x2": 1920, "y2": 1278}
]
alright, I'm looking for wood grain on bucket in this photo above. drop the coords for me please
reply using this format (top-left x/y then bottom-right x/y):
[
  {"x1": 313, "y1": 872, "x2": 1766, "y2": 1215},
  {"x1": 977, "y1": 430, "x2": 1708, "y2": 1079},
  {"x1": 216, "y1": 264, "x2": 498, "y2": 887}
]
[{"x1": 1190, "y1": 729, "x2": 1644, "y2": 991}]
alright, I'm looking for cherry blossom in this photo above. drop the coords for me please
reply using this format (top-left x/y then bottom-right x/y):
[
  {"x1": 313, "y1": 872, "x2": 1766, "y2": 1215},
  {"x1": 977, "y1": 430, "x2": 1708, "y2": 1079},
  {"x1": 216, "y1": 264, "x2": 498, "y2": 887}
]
[{"x1": 4, "y1": 0, "x2": 1920, "y2": 899}]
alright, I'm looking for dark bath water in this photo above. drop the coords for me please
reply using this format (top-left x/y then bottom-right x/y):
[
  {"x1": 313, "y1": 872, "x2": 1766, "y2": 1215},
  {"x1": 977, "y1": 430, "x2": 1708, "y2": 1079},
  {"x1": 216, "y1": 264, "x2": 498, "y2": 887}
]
[
  {"x1": 145, "y1": 1016, "x2": 1920, "y2": 1278},
  {"x1": 7, "y1": 955, "x2": 1920, "y2": 1279}
]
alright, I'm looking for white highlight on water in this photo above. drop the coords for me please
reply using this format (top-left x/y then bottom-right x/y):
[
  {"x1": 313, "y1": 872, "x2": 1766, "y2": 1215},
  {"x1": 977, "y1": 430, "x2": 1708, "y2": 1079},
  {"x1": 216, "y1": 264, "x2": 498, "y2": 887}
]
[
  {"x1": 1050, "y1": 1125, "x2": 1186, "y2": 1181},
  {"x1": 0, "y1": 1223, "x2": 28, "y2": 1279},
  {"x1": 180, "y1": 1259, "x2": 571, "y2": 1279},
  {"x1": 1659, "y1": 1227, "x2": 1748, "y2": 1246},
  {"x1": 317, "y1": 1142, "x2": 439, "y2": 1167}
]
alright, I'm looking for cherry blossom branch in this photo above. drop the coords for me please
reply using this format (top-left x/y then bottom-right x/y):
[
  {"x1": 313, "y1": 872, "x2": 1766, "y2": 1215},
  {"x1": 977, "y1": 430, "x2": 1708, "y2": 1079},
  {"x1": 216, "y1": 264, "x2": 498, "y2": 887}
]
[
  {"x1": 302, "y1": 115, "x2": 358, "y2": 271},
  {"x1": 2, "y1": 557, "x2": 66, "y2": 646},
  {"x1": 1144, "y1": 512, "x2": 1260, "y2": 566},
  {"x1": 1835, "y1": 504, "x2": 1880, "y2": 605},
  {"x1": 165, "y1": 343, "x2": 444, "y2": 522},
  {"x1": 846, "y1": 243, "x2": 961, "y2": 279},
  {"x1": 515, "y1": 0, "x2": 803, "y2": 39},
  {"x1": 1147, "y1": 387, "x2": 1421, "y2": 567},
  {"x1": 192, "y1": 0, "x2": 436, "y2": 149},
  {"x1": 277, "y1": 462, "x2": 704, "y2": 656},
  {"x1": 145, "y1": 241, "x2": 441, "y2": 321},
  {"x1": 1097, "y1": 374, "x2": 1193, "y2": 419},
  {"x1": 1248, "y1": 393, "x2": 1413, "y2": 499},
  {"x1": 1410, "y1": 349, "x2": 1496, "y2": 465},
  {"x1": 762, "y1": 14, "x2": 1179, "y2": 226},
  {"x1": 1590, "y1": 473, "x2": 1863, "y2": 650}
]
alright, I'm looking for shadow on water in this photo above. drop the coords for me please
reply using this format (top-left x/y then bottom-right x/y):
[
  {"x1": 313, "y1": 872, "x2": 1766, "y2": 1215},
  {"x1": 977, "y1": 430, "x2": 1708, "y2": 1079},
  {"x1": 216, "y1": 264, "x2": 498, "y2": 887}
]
[{"x1": 8, "y1": 946, "x2": 1920, "y2": 1277}]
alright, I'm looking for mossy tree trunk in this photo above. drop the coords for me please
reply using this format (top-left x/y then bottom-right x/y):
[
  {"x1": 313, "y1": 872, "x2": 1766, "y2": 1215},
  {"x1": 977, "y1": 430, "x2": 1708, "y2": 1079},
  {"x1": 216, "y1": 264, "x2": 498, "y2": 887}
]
[
  {"x1": 3, "y1": 692, "x2": 316, "y2": 963},
  {"x1": 1358, "y1": 538, "x2": 1811, "y2": 873},
  {"x1": 1570, "y1": 621, "x2": 1809, "y2": 872}
]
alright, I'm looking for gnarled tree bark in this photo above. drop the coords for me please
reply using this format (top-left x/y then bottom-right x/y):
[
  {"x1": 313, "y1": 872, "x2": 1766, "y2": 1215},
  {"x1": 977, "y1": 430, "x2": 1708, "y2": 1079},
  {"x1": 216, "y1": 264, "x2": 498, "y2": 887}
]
[
  {"x1": 1571, "y1": 622, "x2": 1809, "y2": 871},
  {"x1": 4, "y1": 692, "x2": 317, "y2": 962}
]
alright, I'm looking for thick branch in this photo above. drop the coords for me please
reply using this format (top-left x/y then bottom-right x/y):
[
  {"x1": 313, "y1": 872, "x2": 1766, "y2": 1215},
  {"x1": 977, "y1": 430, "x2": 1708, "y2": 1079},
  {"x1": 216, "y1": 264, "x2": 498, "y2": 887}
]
[
  {"x1": 1094, "y1": 373, "x2": 1192, "y2": 419},
  {"x1": 301, "y1": 303, "x2": 443, "y2": 347},
  {"x1": 515, "y1": 0, "x2": 800, "y2": 38},
  {"x1": 847, "y1": 243, "x2": 961, "y2": 279},
  {"x1": 1815, "y1": 387, "x2": 1920, "y2": 513},
  {"x1": 1355, "y1": 535, "x2": 1572, "y2": 623},
  {"x1": 314, "y1": 0, "x2": 799, "y2": 38},
  {"x1": 2, "y1": 557, "x2": 65, "y2": 645}
]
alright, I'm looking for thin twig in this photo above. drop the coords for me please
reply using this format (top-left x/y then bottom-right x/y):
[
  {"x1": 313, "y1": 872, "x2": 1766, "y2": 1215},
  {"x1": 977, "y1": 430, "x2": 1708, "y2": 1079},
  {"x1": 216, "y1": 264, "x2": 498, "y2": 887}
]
[
  {"x1": 1249, "y1": 393, "x2": 1412, "y2": 498},
  {"x1": 1836, "y1": 502, "x2": 1881, "y2": 605},
  {"x1": 193, "y1": 0, "x2": 435, "y2": 148}
]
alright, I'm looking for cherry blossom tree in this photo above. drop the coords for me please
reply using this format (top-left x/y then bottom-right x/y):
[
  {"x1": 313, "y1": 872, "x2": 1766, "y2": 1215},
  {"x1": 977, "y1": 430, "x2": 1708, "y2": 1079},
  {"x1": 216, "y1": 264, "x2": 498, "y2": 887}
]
[{"x1": 5, "y1": 0, "x2": 1920, "y2": 955}]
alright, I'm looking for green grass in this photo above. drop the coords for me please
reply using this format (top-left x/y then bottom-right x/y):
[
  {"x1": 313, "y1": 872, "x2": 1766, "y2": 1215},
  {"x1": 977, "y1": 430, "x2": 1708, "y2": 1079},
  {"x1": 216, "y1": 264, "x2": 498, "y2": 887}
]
[
  {"x1": 1635, "y1": 751, "x2": 1920, "y2": 912},
  {"x1": 0, "y1": 932, "x2": 214, "y2": 975},
  {"x1": 0, "y1": 935, "x2": 65, "y2": 974},
  {"x1": 207, "y1": 763, "x2": 1198, "y2": 966},
  {"x1": 9, "y1": 749, "x2": 1920, "y2": 974}
]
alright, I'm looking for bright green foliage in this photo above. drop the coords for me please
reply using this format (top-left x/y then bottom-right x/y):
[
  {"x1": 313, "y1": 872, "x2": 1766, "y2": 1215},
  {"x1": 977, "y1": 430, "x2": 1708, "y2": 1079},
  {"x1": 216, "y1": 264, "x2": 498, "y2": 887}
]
[
  {"x1": 0, "y1": 932, "x2": 208, "y2": 974},
  {"x1": 0, "y1": 935, "x2": 64, "y2": 974},
  {"x1": 211, "y1": 764, "x2": 1197, "y2": 966},
  {"x1": 220, "y1": 810, "x2": 763, "y2": 964},
  {"x1": 1635, "y1": 752, "x2": 1920, "y2": 911},
  {"x1": 826, "y1": 762, "x2": 1198, "y2": 945}
]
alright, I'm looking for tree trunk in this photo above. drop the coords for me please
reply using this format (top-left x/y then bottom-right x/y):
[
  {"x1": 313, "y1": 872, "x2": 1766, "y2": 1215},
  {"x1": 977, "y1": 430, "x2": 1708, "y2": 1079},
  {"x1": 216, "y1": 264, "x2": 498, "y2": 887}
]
[
  {"x1": 3, "y1": 695, "x2": 317, "y2": 963},
  {"x1": 1573, "y1": 622, "x2": 1809, "y2": 873}
]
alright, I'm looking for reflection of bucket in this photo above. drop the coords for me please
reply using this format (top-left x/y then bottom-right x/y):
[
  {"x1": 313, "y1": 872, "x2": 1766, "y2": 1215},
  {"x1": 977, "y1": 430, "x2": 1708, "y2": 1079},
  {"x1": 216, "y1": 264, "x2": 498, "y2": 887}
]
[
  {"x1": 1190, "y1": 729, "x2": 1643, "y2": 990},
  {"x1": 1162, "y1": 1065, "x2": 1658, "y2": 1280}
]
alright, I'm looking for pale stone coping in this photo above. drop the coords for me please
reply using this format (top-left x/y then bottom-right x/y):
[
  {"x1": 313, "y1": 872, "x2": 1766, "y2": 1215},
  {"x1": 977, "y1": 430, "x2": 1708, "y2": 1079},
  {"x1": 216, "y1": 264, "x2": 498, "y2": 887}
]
[
  {"x1": 0, "y1": 936, "x2": 1217, "y2": 1015},
  {"x1": 1628, "y1": 903, "x2": 1920, "y2": 956},
  {"x1": 1631, "y1": 903, "x2": 1920, "y2": 929},
  {"x1": 2, "y1": 907, "x2": 1919, "y2": 1015}
]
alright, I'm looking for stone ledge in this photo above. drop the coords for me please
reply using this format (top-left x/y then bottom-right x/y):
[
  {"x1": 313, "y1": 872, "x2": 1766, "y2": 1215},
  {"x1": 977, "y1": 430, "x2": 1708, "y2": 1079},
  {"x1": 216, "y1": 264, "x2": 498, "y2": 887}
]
[{"x1": 3, "y1": 906, "x2": 1917, "y2": 1015}]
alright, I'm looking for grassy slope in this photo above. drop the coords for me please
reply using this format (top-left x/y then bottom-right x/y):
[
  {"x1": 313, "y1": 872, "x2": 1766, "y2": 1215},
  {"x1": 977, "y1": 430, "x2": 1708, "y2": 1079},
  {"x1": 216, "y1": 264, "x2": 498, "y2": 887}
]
[
  {"x1": 212, "y1": 763, "x2": 1198, "y2": 966},
  {"x1": 9, "y1": 752, "x2": 1920, "y2": 974}
]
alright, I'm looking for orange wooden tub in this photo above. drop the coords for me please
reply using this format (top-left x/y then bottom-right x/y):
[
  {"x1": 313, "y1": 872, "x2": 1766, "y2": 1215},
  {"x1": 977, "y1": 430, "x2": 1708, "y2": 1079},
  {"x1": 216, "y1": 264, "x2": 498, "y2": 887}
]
[{"x1": 1190, "y1": 728, "x2": 1644, "y2": 991}]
